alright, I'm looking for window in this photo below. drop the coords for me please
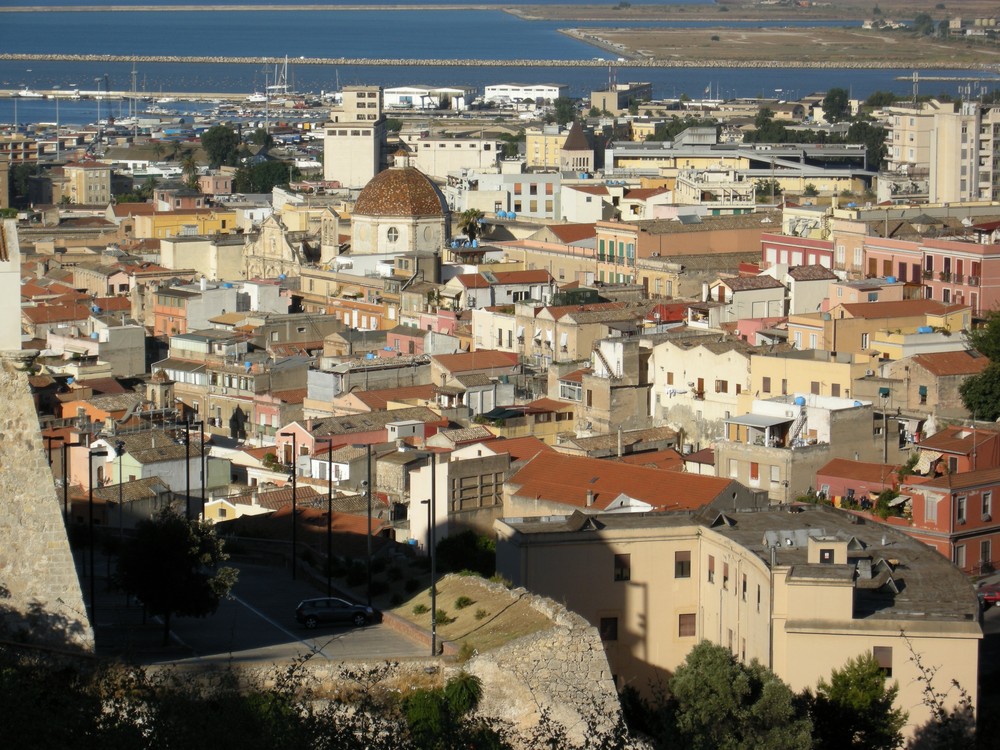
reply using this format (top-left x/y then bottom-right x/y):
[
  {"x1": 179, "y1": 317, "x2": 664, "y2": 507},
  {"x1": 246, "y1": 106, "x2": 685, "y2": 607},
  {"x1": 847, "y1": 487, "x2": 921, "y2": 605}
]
[
  {"x1": 599, "y1": 617, "x2": 618, "y2": 641},
  {"x1": 873, "y1": 646, "x2": 893, "y2": 678},
  {"x1": 861, "y1": 333, "x2": 870, "y2": 350},
  {"x1": 707, "y1": 555, "x2": 715, "y2": 583},
  {"x1": 586, "y1": 389, "x2": 593, "y2": 407},
  {"x1": 728, "y1": 459, "x2": 738, "y2": 478},
  {"x1": 741, "y1": 574, "x2": 747, "y2": 601},
  {"x1": 722, "y1": 562, "x2": 730, "y2": 588},
  {"x1": 614, "y1": 554, "x2": 631, "y2": 581},
  {"x1": 757, "y1": 584, "x2": 761, "y2": 612},
  {"x1": 983, "y1": 491, "x2": 992, "y2": 520},
  {"x1": 675, "y1": 550, "x2": 691, "y2": 578},
  {"x1": 809, "y1": 333, "x2": 818, "y2": 349},
  {"x1": 770, "y1": 465, "x2": 780, "y2": 484},
  {"x1": 715, "y1": 379, "x2": 728, "y2": 393},
  {"x1": 762, "y1": 376, "x2": 771, "y2": 394},
  {"x1": 925, "y1": 497, "x2": 938, "y2": 523},
  {"x1": 819, "y1": 548, "x2": 835, "y2": 564},
  {"x1": 781, "y1": 379, "x2": 788, "y2": 396},
  {"x1": 957, "y1": 496, "x2": 967, "y2": 524},
  {"x1": 981, "y1": 539, "x2": 992, "y2": 570},
  {"x1": 750, "y1": 462, "x2": 759, "y2": 482},
  {"x1": 666, "y1": 371, "x2": 674, "y2": 385},
  {"x1": 955, "y1": 544, "x2": 966, "y2": 569},
  {"x1": 831, "y1": 383, "x2": 841, "y2": 397},
  {"x1": 386, "y1": 227, "x2": 399, "y2": 243},
  {"x1": 811, "y1": 381, "x2": 820, "y2": 395},
  {"x1": 678, "y1": 613, "x2": 696, "y2": 638}
]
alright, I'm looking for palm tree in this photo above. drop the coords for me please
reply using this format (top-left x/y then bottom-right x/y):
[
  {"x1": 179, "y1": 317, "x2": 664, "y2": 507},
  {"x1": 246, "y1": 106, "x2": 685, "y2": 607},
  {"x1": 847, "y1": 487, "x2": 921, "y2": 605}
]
[
  {"x1": 181, "y1": 152, "x2": 198, "y2": 187},
  {"x1": 458, "y1": 208, "x2": 485, "y2": 242}
]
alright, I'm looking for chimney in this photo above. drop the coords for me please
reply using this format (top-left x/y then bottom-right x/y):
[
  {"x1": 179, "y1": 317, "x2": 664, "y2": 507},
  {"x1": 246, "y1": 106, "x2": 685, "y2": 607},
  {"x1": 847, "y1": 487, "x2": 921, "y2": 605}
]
[
  {"x1": 306, "y1": 418, "x2": 313, "y2": 431},
  {"x1": 200, "y1": 276, "x2": 207, "y2": 292},
  {"x1": 702, "y1": 281, "x2": 710, "y2": 302},
  {"x1": 586, "y1": 489, "x2": 595, "y2": 507},
  {"x1": 617, "y1": 426, "x2": 623, "y2": 458}
]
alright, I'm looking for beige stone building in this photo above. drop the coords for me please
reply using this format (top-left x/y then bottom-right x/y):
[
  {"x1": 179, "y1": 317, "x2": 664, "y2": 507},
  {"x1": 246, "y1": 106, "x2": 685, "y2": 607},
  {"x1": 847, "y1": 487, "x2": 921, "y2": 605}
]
[
  {"x1": 323, "y1": 85, "x2": 386, "y2": 189},
  {"x1": 63, "y1": 161, "x2": 111, "y2": 205},
  {"x1": 495, "y1": 504, "x2": 981, "y2": 741}
]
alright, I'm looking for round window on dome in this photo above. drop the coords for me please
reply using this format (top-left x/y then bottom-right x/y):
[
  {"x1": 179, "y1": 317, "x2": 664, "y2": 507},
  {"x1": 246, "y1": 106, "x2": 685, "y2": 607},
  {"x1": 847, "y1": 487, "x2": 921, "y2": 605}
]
[{"x1": 387, "y1": 227, "x2": 399, "y2": 243}]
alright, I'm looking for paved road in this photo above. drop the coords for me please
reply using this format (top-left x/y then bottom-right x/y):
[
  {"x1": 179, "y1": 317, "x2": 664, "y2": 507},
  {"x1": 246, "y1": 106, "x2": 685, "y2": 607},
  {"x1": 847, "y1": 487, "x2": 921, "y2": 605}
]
[{"x1": 91, "y1": 560, "x2": 426, "y2": 665}]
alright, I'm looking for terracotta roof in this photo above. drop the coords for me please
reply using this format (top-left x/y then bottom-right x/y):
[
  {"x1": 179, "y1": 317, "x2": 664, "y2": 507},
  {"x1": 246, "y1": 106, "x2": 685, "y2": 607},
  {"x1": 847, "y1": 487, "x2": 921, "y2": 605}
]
[
  {"x1": 353, "y1": 166, "x2": 447, "y2": 217},
  {"x1": 454, "y1": 269, "x2": 554, "y2": 289},
  {"x1": 918, "y1": 466, "x2": 1000, "y2": 491},
  {"x1": 22, "y1": 303, "x2": 93, "y2": 324},
  {"x1": 721, "y1": 275, "x2": 786, "y2": 292},
  {"x1": 227, "y1": 485, "x2": 321, "y2": 511},
  {"x1": 507, "y1": 452, "x2": 732, "y2": 511},
  {"x1": 352, "y1": 383, "x2": 435, "y2": 411},
  {"x1": 816, "y1": 458, "x2": 899, "y2": 485},
  {"x1": 561, "y1": 121, "x2": 590, "y2": 152},
  {"x1": 525, "y1": 397, "x2": 574, "y2": 413},
  {"x1": 919, "y1": 425, "x2": 1000, "y2": 455},
  {"x1": 432, "y1": 350, "x2": 519, "y2": 374},
  {"x1": 684, "y1": 447, "x2": 715, "y2": 465},
  {"x1": 839, "y1": 299, "x2": 952, "y2": 319},
  {"x1": 546, "y1": 223, "x2": 597, "y2": 243},
  {"x1": 93, "y1": 476, "x2": 169, "y2": 503},
  {"x1": 111, "y1": 202, "x2": 156, "y2": 217},
  {"x1": 93, "y1": 296, "x2": 131, "y2": 312},
  {"x1": 558, "y1": 367, "x2": 591, "y2": 383},
  {"x1": 567, "y1": 185, "x2": 609, "y2": 196},
  {"x1": 911, "y1": 350, "x2": 989, "y2": 377},
  {"x1": 487, "y1": 436, "x2": 554, "y2": 462},
  {"x1": 438, "y1": 425, "x2": 495, "y2": 445},
  {"x1": 623, "y1": 187, "x2": 669, "y2": 201},
  {"x1": 787, "y1": 265, "x2": 838, "y2": 282},
  {"x1": 617, "y1": 448, "x2": 685, "y2": 471}
]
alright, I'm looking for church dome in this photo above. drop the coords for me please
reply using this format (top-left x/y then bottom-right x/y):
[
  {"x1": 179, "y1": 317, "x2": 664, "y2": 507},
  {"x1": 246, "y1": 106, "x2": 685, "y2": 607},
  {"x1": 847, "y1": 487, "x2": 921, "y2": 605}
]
[{"x1": 353, "y1": 166, "x2": 448, "y2": 217}]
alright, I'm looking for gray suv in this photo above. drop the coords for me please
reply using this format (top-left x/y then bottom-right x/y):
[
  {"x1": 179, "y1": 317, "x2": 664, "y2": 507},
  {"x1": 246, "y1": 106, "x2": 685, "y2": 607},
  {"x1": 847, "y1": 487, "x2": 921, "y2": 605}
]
[{"x1": 295, "y1": 597, "x2": 374, "y2": 629}]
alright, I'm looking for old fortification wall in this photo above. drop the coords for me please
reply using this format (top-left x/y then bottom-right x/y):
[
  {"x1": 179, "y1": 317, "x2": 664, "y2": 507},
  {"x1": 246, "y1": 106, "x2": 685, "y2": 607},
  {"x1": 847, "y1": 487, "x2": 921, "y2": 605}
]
[{"x1": 0, "y1": 351, "x2": 93, "y2": 650}]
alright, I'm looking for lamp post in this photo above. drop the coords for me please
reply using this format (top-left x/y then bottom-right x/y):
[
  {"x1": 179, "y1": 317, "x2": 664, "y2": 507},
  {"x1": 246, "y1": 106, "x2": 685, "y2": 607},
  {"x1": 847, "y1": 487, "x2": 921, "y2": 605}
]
[
  {"x1": 318, "y1": 437, "x2": 335, "y2": 597},
  {"x1": 416, "y1": 450, "x2": 438, "y2": 656},
  {"x1": 88, "y1": 447, "x2": 109, "y2": 619},
  {"x1": 352, "y1": 442, "x2": 375, "y2": 608},
  {"x1": 278, "y1": 430, "x2": 298, "y2": 580},
  {"x1": 61, "y1": 440, "x2": 83, "y2": 524},
  {"x1": 115, "y1": 439, "x2": 125, "y2": 536},
  {"x1": 184, "y1": 418, "x2": 191, "y2": 520},
  {"x1": 94, "y1": 77, "x2": 102, "y2": 145}
]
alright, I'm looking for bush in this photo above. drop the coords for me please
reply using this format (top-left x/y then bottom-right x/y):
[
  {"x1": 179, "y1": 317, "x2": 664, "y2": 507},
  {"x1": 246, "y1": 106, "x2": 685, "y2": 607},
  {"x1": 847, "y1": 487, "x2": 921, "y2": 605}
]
[
  {"x1": 474, "y1": 608, "x2": 488, "y2": 621},
  {"x1": 436, "y1": 531, "x2": 495, "y2": 577},
  {"x1": 434, "y1": 609, "x2": 451, "y2": 625},
  {"x1": 488, "y1": 573, "x2": 512, "y2": 589},
  {"x1": 710, "y1": 35, "x2": 720, "y2": 42},
  {"x1": 346, "y1": 564, "x2": 365, "y2": 587},
  {"x1": 457, "y1": 641, "x2": 477, "y2": 662},
  {"x1": 404, "y1": 578, "x2": 421, "y2": 593},
  {"x1": 454, "y1": 596, "x2": 474, "y2": 610},
  {"x1": 413, "y1": 603, "x2": 429, "y2": 615}
]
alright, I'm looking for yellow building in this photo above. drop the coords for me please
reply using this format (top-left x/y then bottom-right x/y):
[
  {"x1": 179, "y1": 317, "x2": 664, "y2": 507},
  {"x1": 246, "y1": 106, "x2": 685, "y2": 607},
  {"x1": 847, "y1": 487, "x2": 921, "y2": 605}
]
[
  {"x1": 63, "y1": 161, "x2": 111, "y2": 205},
  {"x1": 525, "y1": 125, "x2": 570, "y2": 170},
  {"x1": 133, "y1": 209, "x2": 239, "y2": 240},
  {"x1": 748, "y1": 349, "x2": 879, "y2": 404},
  {"x1": 496, "y1": 504, "x2": 980, "y2": 740}
]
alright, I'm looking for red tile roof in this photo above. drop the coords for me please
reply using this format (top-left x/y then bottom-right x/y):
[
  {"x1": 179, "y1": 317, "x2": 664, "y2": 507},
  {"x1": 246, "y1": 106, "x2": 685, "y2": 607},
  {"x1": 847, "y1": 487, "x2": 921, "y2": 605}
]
[
  {"x1": 432, "y1": 350, "x2": 519, "y2": 374},
  {"x1": 558, "y1": 367, "x2": 591, "y2": 383},
  {"x1": 454, "y1": 269, "x2": 554, "y2": 289},
  {"x1": 547, "y1": 223, "x2": 597, "y2": 244},
  {"x1": 22, "y1": 303, "x2": 93, "y2": 324},
  {"x1": 617, "y1": 449, "x2": 685, "y2": 471},
  {"x1": 816, "y1": 458, "x2": 899, "y2": 485},
  {"x1": 623, "y1": 187, "x2": 669, "y2": 201},
  {"x1": 839, "y1": 299, "x2": 954, "y2": 319},
  {"x1": 912, "y1": 350, "x2": 989, "y2": 377},
  {"x1": 353, "y1": 383, "x2": 435, "y2": 411},
  {"x1": 919, "y1": 425, "x2": 1000, "y2": 456},
  {"x1": 507, "y1": 452, "x2": 732, "y2": 511},
  {"x1": 486, "y1": 436, "x2": 554, "y2": 462},
  {"x1": 524, "y1": 397, "x2": 574, "y2": 413}
]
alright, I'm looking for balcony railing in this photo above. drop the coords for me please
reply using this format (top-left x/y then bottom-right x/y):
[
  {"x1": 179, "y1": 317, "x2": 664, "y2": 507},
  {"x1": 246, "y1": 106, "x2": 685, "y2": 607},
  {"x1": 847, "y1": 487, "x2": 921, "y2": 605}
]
[
  {"x1": 939, "y1": 271, "x2": 951, "y2": 282},
  {"x1": 922, "y1": 269, "x2": 933, "y2": 280},
  {"x1": 969, "y1": 275, "x2": 981, "y2": 286},
  {"x1": 953, "y1": 272, "x2": 964, "y2": 284}
]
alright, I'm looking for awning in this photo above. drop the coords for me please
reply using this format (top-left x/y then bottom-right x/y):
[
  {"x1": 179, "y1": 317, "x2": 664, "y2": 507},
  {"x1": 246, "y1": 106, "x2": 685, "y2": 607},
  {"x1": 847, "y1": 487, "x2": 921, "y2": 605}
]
[
  {"x1": 516, "y1": 326, "x2": 525, "y2": 338},
  {"x1": 726, "y1": 414, "x2": 794, "y2": 429},
  {"x1": 533, "y1": 327, "x2": 541, "y2": 340},
  {"x1": 915, "y1": 450, "x2": 942, "y2": 475},
  {"x1": 878, "y1": 387, "x2": 890, "y2": 397},
  {"x1": 918, "y1": 385, "x2": 928, "y2": 396},
  {"x1": 560, "y1": 332, "x2": 569, "y2": 347},
  {"x1": 546, "y1": 330, "x2": 553, "y2": 343}
]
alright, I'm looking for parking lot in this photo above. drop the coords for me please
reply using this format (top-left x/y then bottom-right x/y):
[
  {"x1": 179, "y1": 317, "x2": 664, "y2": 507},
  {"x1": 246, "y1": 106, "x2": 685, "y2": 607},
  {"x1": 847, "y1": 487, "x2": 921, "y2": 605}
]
[{"x1": 91, "y1": 561, "x2": 427, "y2": 665}]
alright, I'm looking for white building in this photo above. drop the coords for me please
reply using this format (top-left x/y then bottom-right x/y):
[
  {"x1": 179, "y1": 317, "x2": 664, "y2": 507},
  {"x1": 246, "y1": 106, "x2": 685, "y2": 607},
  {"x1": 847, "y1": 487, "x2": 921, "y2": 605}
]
[
  {"x1": 399, "y1": 130, "x2": 502, "y2": 180},
  {"x1": 383, "y1": 85, "x2": 474, "y2": 111},
  {"x1": 323, "y1": 86, "x2": 386, "y2": 189},
  {"x1": 484, "y1": 83, "x2": 568, "y2": 106}
]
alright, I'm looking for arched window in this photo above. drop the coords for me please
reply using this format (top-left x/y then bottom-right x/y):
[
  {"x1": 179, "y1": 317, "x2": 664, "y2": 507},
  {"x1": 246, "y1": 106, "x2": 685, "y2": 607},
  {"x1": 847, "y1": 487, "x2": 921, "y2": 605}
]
[{"x1": 387, "y1": 227, "x2": 399, "y2": 243}]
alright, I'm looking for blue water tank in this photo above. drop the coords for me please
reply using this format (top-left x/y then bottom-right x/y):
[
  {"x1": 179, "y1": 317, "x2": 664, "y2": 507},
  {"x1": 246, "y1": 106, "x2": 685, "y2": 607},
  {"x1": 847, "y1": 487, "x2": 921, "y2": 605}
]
[
  {"x1": 278, "y1": 274, "x2": 286, "y2": 280},
  {"x1": 244, "y1": 361, "x2": 252, "y2": 372},
  {"x1": 450, "y1": 240, "x2": 458, "y2": 248},
  {"x1": 917, "y1": 325, "x2": 934, "y2": 334},
  {"x1": 67, "y1": 377, "x2": 74, "y2": 385},
  {"x1": 90, "y1": 305, "x2": 101, "y2": 313},
  {"x1": 886, "y1": 275, "x2": 897, "y2": 284},
  {"x1": 508, "y1": 212, "x2": 516, "y2": 220},
  {"x1": 497, "y1": 211, "x2": 507, "y2": 219},
  {"x1": 471, "y1": 239, "x2": 478, "y2": 248},
  {"x1": 854, "y1": 401, "x2": 863, "y2": 407},
  {"x1": 90, "y1": 332, "x2": 99, "y2": 340},
  {"x1": 579, "y1": 172, "x2": 588, "y2": 179},
  {"x1": 222, "y1": 282, "x2": 233, "y2": 288},
  {"x1": 366, "y1": 352, "x2": 375, "y2": 360},
  {"x1": 794, "y1": 396, "x2": 806, "y2": 406}
]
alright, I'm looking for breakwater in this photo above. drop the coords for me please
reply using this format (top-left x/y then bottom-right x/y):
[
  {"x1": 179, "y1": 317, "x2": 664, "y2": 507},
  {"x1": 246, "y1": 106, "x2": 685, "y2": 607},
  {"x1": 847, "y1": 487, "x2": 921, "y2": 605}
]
[
  {"x1": 1, "y1": 53, "x2": 998, "y2": 71},
  {"x1": 0, "y1": 4, "x2": 501, "y2": 11}
]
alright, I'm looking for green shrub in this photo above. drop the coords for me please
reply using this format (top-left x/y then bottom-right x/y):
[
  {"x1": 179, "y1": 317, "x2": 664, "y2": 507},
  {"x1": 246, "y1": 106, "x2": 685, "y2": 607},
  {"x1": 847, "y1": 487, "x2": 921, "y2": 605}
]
[
  {"x1": 474, "y1": 608, "x2": 488, "y2": 621},
  {"x1": 371, "y1": 558, "x2": 387, "y2": 575},
  {"x1": 346, "y1": 564, "x2": 365, "y2": 587},
  {"x1": 434, "y1": 609, "x2": 451, "y2": 625},
  {"x1": 454, "y1": 596, "x2": 474, "y2": 610},
  {"x1": 413, "y1": 603, "x2": 429, "y2": 615},
  {"x1": 457, "y1": 641, "x2": 477, "y2": 662},
  {"x1": 488, "y1": 573, "x2": 512, "y2": 589}
]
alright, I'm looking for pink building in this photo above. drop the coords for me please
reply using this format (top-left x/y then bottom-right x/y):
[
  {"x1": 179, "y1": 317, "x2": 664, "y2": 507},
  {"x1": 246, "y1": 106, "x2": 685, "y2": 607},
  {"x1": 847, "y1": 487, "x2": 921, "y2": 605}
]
[
  {"x1": 760, "y1": 232, "x2": 833, "y2": 270},
  {"x1": 863, "y1": 235, "x2": 1000, "y2": 315}
]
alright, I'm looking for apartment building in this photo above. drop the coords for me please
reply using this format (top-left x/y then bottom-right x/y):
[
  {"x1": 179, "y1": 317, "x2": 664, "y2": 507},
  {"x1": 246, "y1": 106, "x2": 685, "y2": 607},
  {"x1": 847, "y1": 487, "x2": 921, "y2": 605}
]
[
  {"x1": 63, "y1": 162, "x2": 111, "y2": 205},
  {"x1": 323, "y1": 85, "x2": 386, "y2": 189}
]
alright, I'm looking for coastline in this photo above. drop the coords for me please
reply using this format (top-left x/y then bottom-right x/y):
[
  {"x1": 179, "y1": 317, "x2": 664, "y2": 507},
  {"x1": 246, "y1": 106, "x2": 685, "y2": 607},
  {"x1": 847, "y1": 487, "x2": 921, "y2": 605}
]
[{"x1": 2, "y1": 52, "x2": 998, "y2": 72}]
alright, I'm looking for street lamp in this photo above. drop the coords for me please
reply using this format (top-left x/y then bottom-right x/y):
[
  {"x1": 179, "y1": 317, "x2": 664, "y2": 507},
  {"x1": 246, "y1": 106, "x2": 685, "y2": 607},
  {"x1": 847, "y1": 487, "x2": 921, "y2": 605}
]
[
  {"x1": 115, "y1": 439, "x2": 125, "y2": 536},
  {"x1": 88, "y1": 447, "x2": 109, "y2": 620},
  {"x1": 416, "y1": 450, "x2": 438, "y2": 656},
  {"x1": 182, "y1": 419, "x2": 205, "y2": 521},
  {"x1": 94, "y1": 77, "x2": 102, "y2": 145},
  {"x1": 278, "y1": 430, "x2": 298, "y2": 580},
  {"x1": 317, "y1": 437, "x2": 335, "y2": 596},
  {"x1": 61, "y1": 440, "x2": 84, "y2": 524},
  {"x1": 351, "y1": 442, "x2": 374, "y2": 608}
]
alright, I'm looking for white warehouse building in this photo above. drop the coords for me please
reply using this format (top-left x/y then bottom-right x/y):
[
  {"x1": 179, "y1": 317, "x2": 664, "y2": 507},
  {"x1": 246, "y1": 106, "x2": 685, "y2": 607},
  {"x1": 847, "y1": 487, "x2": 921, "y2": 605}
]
[{"x1": 484, "y1": 83, "x2": 568, "y2": 106}]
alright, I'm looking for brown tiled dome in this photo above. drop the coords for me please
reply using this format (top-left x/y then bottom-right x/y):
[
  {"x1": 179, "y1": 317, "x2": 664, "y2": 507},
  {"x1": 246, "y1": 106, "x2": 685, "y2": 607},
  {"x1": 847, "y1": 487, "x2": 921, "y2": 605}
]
[{"x1": 353, "y1": 166, "x2": 448, "y2": 217}]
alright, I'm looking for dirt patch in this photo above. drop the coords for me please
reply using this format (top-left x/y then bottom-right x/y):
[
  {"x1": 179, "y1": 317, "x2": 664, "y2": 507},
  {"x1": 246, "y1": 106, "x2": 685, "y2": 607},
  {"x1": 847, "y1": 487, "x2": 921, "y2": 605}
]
[{"x1": 389, "y1": 574, "x2": 554, "y2": 653}]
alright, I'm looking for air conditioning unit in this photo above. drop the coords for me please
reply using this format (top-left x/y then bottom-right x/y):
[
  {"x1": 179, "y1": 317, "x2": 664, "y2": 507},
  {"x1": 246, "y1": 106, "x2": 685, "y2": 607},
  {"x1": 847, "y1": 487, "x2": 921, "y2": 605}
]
[
  {"x1": 984, "y1": 514, "x2": 992, "y2": 522},
  {"x1": 865, "y1": 369, "x2": 875, "y2": 376}
]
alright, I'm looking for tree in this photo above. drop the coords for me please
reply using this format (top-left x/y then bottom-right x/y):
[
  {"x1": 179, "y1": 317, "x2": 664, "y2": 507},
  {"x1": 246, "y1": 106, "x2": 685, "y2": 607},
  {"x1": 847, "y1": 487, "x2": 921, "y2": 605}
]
[
  {"x1": 233, "y1": 161, "x2": 300, "y2": 194},
  {"x1": 803, "y1": 183, "x2": 819, "y2": 197},
  {"x1": 669, "y1": 641, "x2": 812, "y2": 750},
  {"x1": 754, "y1": 178, "x2": 783, "y2": 203},
  {"x1": 200, "y1": 124, "x2": 241, "y2": 168},
  {"x1": 959, "y1": 310, "x2": 1000, "y2": 420},
  {"x1": 912, "y1": 12, "x2": 936, "y2": 36},
  {"x1": 249, "y1": 127, "x2": 274, "y2": 149},
  {"x1": 457, "y1": 208, "x2": 485, "y2": 242},
  {"x1": 865, "y1": 90, "x2": 898, "y2": 108},
  {"x1": 822, "y1": 87, "x2": 850, "y2": 123},
  {"x1": 552, "y1": 97, "x2": 577, "y2": 126},
  {"x1": 116, "y1": 508, "x2": 238, "y2": 645},
  {"x1": 846, "y1": 119, "x2": 888, "y2": 170},
  {"x1": 807, "y1": 652, "x2": 906, "y2": 750}
]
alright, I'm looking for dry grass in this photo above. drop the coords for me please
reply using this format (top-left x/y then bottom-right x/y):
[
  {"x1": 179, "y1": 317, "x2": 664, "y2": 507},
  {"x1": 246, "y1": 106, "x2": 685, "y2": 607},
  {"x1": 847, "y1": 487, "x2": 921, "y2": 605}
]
[{"x1": 390, "y1": 574, "x2": 554, "y2": 654}]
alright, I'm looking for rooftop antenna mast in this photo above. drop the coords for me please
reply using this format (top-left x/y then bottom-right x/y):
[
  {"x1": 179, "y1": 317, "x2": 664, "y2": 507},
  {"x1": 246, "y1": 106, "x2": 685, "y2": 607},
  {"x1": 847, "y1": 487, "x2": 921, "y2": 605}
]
[{"x1": 911, "y1": 71, "x2": 919, "y2": 105}]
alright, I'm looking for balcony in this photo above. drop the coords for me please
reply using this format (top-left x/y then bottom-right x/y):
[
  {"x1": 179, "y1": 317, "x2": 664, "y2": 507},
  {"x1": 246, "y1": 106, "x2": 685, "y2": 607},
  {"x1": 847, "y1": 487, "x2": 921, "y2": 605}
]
[
  {"x1": 922, "y1": 269, "x2": 933, "y2": 280},
  {"x1": 969, "y1": 275, "x2": 981, "y2": 286},
  {"x1": 938, "y1": 271, "x2": 951, "y2": 282},
  {"x1": 953, "y1": 272, "x2": 964, "y2": 284}
]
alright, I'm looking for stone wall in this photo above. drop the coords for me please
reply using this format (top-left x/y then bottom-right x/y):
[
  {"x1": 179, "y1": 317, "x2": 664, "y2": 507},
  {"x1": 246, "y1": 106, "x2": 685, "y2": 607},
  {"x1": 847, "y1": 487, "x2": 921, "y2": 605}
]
[
  {"x1": 0, "y1": 351, "x2": 93, "y2": 650},
  {"x1": 466, "y1": 578, "x2": 622, "y2": 746}
]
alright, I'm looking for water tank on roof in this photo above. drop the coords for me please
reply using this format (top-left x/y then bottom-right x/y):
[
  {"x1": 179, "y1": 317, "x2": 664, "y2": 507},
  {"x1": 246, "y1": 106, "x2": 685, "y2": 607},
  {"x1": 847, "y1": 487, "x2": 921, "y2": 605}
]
[
  {"x1": 222, "y1": 282, "x2": 233, "y2": 288},
  {"x1": 278, "y1": 273, "x2": 287, "y2": 280},
  {"x1": 497, "y1": 211, "x2": 506, "y2": 219},
  {"x1": 579, "y1": 173, "x2": 588, "y2": 179},
  {"x1": 471, "y1": 239, "x2": 478, "y2": 248},
  {"x1": 244, "y1": 361, "x2": 252, "y2": 372},
  {"x1": 508, "y1": 212, "x2": 516, "y2": 220},
  {"x1": 886, "y1": 276, "x2": 897, "y2": 284},
  {"x1": 90, "y1": 332, "x2": 99, "y2": 340},
  {"x1": 917, "y1": 326, "x2": 934, "y2": 334},
  {"x1": 450, "y1": 240, "x2": 458, "y2": 248},
  {"x1": 67, "y1": 377, "x2": 74, "y2": 385},
  {"x1": 854, "y1": 401, "x2": 863, "y2": 407},
  {"x1": 794, "y1": 396, "x2": 806, "y2": 406},
  {"x1": 366, "y1": 352, "x2": 375, "y2": 360},
  {"x1": 90, "y1": 305, "x2": 101, "y2": 313}
]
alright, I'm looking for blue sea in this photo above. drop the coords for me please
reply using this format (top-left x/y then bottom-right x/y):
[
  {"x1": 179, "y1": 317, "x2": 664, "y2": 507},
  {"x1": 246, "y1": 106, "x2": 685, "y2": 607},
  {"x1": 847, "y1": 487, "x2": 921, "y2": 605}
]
[{"x1": 1, "y1": 3, "x2": 997, "y2": 125}]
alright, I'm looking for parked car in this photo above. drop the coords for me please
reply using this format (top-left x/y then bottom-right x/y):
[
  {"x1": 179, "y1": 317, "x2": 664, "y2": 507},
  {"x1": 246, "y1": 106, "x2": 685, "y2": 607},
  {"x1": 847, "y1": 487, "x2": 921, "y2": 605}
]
[
  {"x1": 295, "y1": 597, "x2": 374, "y2": 628},
  {"x1": 977, "y1": 584, "x2": 1000, "y2": 610}
]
